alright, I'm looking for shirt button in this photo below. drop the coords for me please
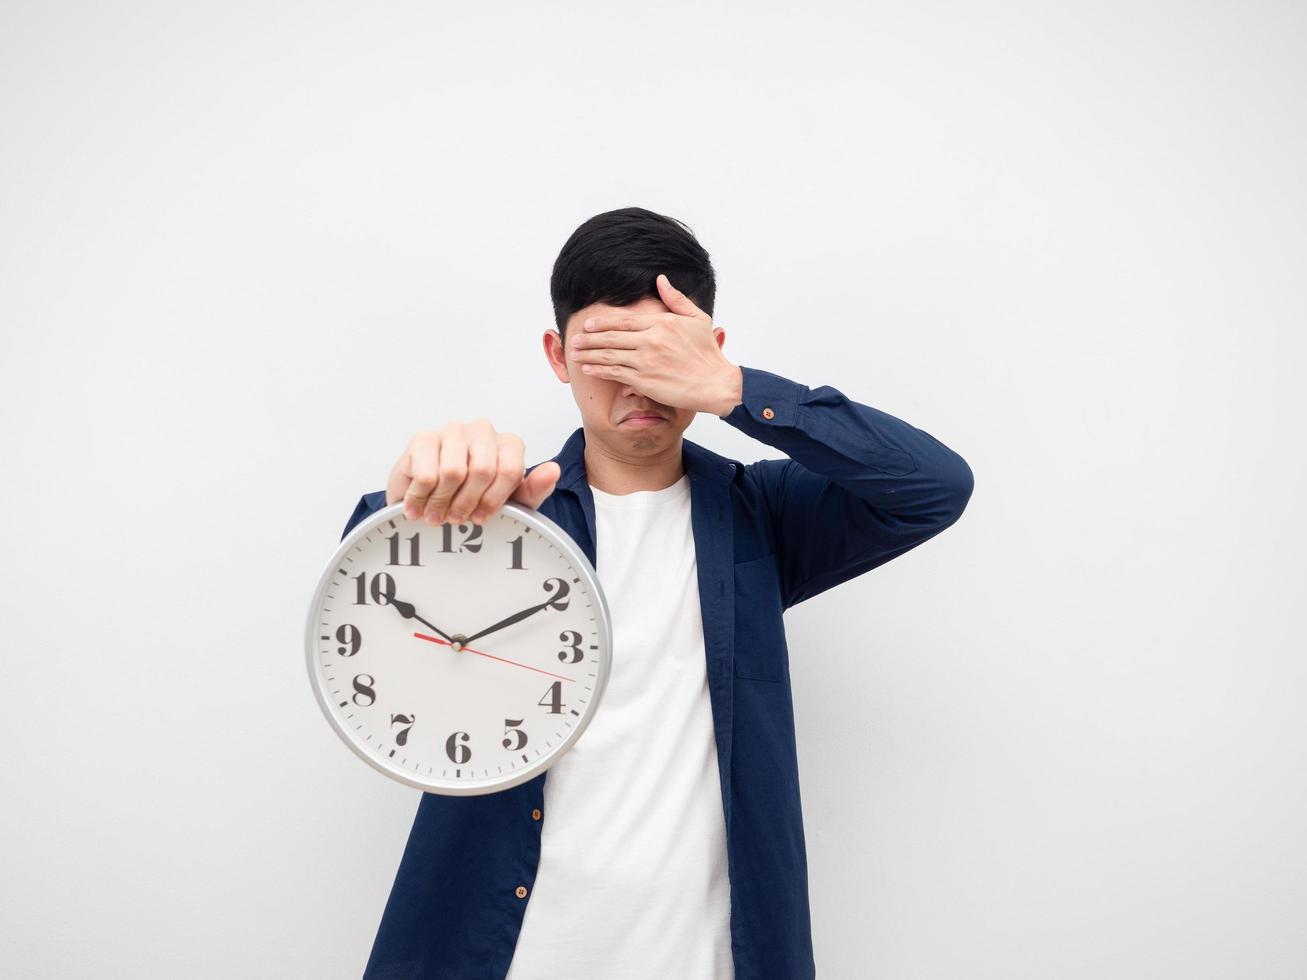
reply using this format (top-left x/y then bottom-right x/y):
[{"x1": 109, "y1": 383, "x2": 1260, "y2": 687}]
[
  {"x1": 761, "y1": 406, "x2": 775, "y2": 420},
  {"x1": 531, "y1": 808, "x2": 542, "y2": 821},
  {"x1": 515, "y1": 885, "x2": 528, "y2": 899}
]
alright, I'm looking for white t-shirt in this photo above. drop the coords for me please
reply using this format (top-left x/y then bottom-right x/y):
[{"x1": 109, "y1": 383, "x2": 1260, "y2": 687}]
[{"x1": 505, "y1": 472, "x2": 734, "y2": 980}]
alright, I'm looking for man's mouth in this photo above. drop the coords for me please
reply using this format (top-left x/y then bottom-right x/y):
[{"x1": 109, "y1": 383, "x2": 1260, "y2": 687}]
[{"x1": 620, "y1": 413, "x2": 666, "y2": 426}]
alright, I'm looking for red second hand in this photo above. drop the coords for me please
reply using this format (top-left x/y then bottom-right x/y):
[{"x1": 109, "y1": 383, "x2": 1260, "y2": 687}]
[{"x1": 411, "y1": 632, "x2": 573, "y2": 682}]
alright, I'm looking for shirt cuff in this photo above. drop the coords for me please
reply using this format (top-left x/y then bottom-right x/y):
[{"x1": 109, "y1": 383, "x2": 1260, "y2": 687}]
[{"x1": 720, "y1": 365, "x2": 804, "y2": 427}]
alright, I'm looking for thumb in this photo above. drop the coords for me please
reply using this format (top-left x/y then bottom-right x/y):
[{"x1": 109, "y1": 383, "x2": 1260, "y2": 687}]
[
  {"x1": 511, "y1": 461, "x2": 561, "y2": 510},
  {"x1": 655, "y1": 273, "x2": 707, "y2": 320}
]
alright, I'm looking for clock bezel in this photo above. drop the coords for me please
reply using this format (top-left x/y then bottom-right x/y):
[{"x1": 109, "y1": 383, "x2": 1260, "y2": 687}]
[{"x1": 305, "y1": 500, "x2": 613, "y2": 797}]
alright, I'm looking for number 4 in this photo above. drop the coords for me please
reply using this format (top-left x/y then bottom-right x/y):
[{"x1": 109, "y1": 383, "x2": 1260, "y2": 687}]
[{"x1": 538, "y1": 681, "x2": 564, "y2": 714}]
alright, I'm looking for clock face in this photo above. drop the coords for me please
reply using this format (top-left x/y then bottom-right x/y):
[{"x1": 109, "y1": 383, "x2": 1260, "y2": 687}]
[{"x1": 305, "y1": 502, "x2": 612, "y2": 796}]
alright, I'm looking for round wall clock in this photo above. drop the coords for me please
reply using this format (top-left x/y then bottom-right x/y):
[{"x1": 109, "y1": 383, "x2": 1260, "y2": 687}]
[{"x1": 305, "y1": 501, "x2": 613, "y2": 796}]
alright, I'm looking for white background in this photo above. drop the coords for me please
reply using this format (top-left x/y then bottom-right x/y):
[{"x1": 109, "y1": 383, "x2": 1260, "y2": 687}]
[{"x1": 2, "y1": 1, "x2": 1304, "y2": 977}]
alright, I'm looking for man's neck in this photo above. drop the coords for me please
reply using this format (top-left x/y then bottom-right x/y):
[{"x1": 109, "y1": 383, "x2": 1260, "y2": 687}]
[{"x1": 583, "y1": 429, "x2": 686, "y2": 495}]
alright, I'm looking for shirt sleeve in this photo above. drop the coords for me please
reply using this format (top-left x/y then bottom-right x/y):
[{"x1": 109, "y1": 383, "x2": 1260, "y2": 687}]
[
  {"x1": 720, "y1": 365, "x2": 974, "y2": 609},
  {"x1": 342, "y1": 489, "x2": 388, "y2": 541}
]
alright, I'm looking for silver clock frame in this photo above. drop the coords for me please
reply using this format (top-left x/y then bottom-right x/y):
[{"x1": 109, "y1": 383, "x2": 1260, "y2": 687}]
[{"x1": 305, "y1": 500, "x2": 613, "y2": 796}]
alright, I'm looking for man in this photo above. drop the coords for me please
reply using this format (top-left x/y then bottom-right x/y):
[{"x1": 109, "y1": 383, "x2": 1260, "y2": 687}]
[{"x1": 342, "y1": 207, "x2": 974, "y2": 979}]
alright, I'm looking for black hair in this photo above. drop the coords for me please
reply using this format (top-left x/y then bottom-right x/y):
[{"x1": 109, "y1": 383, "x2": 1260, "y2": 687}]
[{"x1": 550, "y1": 206, "x2": 716, "y2": 342}]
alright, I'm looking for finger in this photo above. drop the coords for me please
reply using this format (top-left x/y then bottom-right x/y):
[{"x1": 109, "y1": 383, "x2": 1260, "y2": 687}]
[
  {"x1": 425, "y1": 426, "x2": 468, "y2": 525},
  {"x1": 655, "y1": 273, "x2": 708, "y2": 319},
  {"x1": 570, "y1": 329, "x2": 641, "y2": 351},
  {"x1": 386, "y1": 447, "x2": 411, "y2": 508},
  {"x1": 509, "y1": 461, "x2": 561, "y2": 510},
  {"x1": 468, "y1": 436, "x2": 526, "y2": 524},
  {"x1": 444, "y1": 422, "x2": 498, "y2": 523},
  {"x1": 582, "y1": 313, "x2": 655, "y2": 333},
  {"x1": 398, "y1": 433, "x2": 442, "y2": 519},
  {"x1": 569, "y1": 345, "x2": 640, "y2": 370},
  {"x1": 579, "y1": 363, "x2": 638, "y2": 385}
]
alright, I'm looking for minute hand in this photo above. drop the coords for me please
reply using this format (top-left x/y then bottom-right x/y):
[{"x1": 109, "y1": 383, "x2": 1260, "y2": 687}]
[{"x1": 462, "y1": 600, "x2": 555, "y2": 645}]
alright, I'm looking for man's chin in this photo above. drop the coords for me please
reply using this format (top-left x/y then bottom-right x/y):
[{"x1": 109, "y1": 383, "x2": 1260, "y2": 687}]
[{"x1": 613, "y1": 418, "x2": 680, "y2": 449}]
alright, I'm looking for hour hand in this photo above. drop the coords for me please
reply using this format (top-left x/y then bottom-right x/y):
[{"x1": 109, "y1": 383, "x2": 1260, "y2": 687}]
[{"x1": 388, "y1": 596, "x2": 455, "y2": 644}]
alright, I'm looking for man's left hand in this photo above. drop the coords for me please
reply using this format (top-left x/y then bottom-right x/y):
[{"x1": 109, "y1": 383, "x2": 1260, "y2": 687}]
[{"x1": 568, "y1": 273, "x2": 744, "y2": 417}]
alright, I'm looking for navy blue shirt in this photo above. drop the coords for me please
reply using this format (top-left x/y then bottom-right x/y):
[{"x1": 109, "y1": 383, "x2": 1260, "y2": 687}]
[{"x1": 344, "y1": 366, "x2": 974, "y2": 980}]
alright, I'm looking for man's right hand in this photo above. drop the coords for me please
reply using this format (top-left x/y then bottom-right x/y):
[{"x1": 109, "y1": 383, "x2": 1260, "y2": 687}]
[{"x1": 385, "y1": 420, "x2": 561, "y2": 526}]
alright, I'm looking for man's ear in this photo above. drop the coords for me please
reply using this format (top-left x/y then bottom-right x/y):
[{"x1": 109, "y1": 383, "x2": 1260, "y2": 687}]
[
  {"x1": 714, "y1": 326, "x2": 726, "y2": 350},
  {"x1": 543, "y1": 329, "x2": 570, "y2": 383}
]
